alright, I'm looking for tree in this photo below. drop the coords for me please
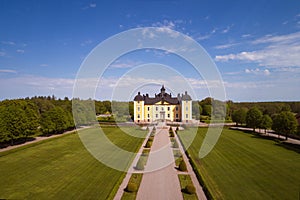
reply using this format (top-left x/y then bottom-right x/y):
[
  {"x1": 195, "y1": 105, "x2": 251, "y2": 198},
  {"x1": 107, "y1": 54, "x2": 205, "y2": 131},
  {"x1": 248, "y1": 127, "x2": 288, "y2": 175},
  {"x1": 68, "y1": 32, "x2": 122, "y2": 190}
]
[
  {"x1": 40, "y1": 107, "x2": 71, "y2": 135},
  {"x1": 272, "y1": 111, "x2": 297, "y2": 140},
  {"x1": 259, "y1": 114, "x2": 272, "y2": 134},
  {"x1": 22, "y1": 103, "x2": 39, "y2": 140},
  {"x1": 232, "y1": 108, "x2": 247, "y2": 126},
  {"x1": 246, "y1": 107, "x2": 263, "y2": 132},
  {"x1": 202, "y1": 105, "x2": 212, "y2": 117},
  {"x1": 40, "y1": 110, "x2": 56, "y2": 136}
]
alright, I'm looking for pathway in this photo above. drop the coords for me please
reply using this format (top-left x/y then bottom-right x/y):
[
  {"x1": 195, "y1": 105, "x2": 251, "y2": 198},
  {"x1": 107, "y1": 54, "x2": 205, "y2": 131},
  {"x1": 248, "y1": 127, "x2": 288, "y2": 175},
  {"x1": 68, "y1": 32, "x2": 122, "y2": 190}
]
[
  {"x1": 114, "y1": 124, "x2": 207, "y2": 200},
  {"x1": 136, "y1": 126, "x2": 183, "y2": 200}
]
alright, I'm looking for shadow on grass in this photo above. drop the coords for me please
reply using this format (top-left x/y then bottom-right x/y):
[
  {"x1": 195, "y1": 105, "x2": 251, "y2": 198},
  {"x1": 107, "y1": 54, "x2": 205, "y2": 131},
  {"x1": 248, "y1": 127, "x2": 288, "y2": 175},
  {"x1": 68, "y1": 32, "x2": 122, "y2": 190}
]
[
  {"x1": 250, "y1": 134, "x2": 300, "y2": 154},
  {"x1": 0, "y1": 137, "x2": 36, "y2": 149},
  {"x1": 275, "y1": 142, "x2": 300, "y2": 154},
  {"x1": 237, "y1": 129, "x2": 300, "y2": 154}
]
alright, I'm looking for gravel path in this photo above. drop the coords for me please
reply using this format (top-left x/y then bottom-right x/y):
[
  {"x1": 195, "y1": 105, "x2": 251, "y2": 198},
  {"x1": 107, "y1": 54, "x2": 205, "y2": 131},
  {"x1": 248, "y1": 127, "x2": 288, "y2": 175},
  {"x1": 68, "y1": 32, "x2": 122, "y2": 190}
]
[{"x1": 136, "y1": 126, "x2": 183, "y2": 200}]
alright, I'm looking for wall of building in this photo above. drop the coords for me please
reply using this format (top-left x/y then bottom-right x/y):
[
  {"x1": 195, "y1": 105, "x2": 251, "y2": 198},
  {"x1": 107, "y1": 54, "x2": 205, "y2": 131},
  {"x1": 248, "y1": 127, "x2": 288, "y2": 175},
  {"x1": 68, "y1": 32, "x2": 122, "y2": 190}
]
[
  {"x1": 134, "y1": 100, "x2": 192, "y2": 123},
  {"x1": 134, "y1": 101, "x2": 144, "y2": 122},
  {"x1": 181, "y1": 100, "x2": 192, "y2": 122}
]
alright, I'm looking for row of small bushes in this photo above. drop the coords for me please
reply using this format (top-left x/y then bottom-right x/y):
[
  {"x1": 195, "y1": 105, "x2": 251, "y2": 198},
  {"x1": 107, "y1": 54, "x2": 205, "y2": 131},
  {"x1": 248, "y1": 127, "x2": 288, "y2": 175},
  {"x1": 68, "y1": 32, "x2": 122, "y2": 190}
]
[
  {"x1": 144, "y1": 140, "x2": 152, "y2": 148},
  {"x1": 185, "y1": 153, "x2": 214, "y2": 199},
  {"x1": 135, "y1": 156, "x2": 146, "y2": 170},
  {"x1": 184, "y1": 184, "x2": 196, "y2": 194},
  {"x1": 173, "y1": 140, "x2": 179, "y2": 148},
  {"x1": 125, "y1": 173, "x2": 143, "y2": 193},
  {"x1": 178, "y1": 159, "x2": 187, "y2": 172},
  {"x1": 169, "y1": 128, "x2": 175, "y2": 137},
  {"x1": 175, "y1": 132, "x2": 213, "y2": 199}
]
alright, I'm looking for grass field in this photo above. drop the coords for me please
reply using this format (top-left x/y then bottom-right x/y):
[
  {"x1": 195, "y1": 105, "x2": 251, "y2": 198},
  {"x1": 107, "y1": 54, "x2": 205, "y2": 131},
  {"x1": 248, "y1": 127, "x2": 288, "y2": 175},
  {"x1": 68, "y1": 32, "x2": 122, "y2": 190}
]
[
  {"x1": 178, "y1": 128, "x2": 300, "y2": 200},
  {"x1": 0, "y1": 126, "x2": 146, "y2": 199}
]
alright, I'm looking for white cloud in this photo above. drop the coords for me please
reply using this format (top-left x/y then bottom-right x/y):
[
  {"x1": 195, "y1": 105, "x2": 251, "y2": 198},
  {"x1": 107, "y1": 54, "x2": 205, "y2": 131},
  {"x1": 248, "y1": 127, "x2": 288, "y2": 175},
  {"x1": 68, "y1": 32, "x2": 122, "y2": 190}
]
[
  {"x1": 80, "y1": 39, "x2": 93, "y2": 46},
  {"x1": 252, "y1": 31, "x2": 300, "y2": 44},
  {"x1": 0, "y1": 75, "x2": 75, "y2": 100},
  {"x1": 16, "y1": 49, "x2": 25, "y2": 54},
  {"x1": 82, "y1": 3, "x2": 97, "y2": 10},
  {"x1": 0, "y1": 69, "x2": 17, "y2": 73},
  {"x1": 215, "y1": 31, "x2": 300, "y2": 68},
  {"x1": 244, "y1": 68, "x2": 270, "y2": 76},
  {"x1": 40, "y1": 64, "x2": 48, "y2": 67},
  {"x1": 109, "y1": 59, "x2": 142, "y2": 69},
  {"x1": 214, "y1": 43, "x2": 238, "y2": 49},
  {"x1": 242, "y1": 34, "x2": 251, "y2": 38},
  {"x1": 197, "y1": 34, "x2": 211, "y2": 41},
  {"x1": 222, "y1": 24, "x2": 233, "y2": 34},
  {"x1": 1, "y1": 41, "x2": 15, "y2": 45},
  {"x1": 89, "y1": 3, "x2": 96, "y2": 8}
]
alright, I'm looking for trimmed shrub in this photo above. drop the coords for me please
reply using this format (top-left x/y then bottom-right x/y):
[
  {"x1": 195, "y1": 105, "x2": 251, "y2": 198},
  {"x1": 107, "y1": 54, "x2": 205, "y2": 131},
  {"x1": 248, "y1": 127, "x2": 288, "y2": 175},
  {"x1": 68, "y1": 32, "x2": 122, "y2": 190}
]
[
  {"x1": 145, "y1": 140, "x2": 152, "y2": 148},
  {"x1": 169, "y1": 131, "x2": 174, "y2": 137},
  {"x1": 179, "y1": 160, "x2": 187, "y2": 171},
  {"x1": 173, "y1": 140, "x2": 179, "y2": 148},
  {"x1": 148, "y1": 137, "x2": 154, "y2": 141},
  {"x1": 135, "y1": 159, "x2": 145, "y2": 170},
  {"x1": 126, "y1": 182, "x2": 138, "y2": 192},
  {"x1": 185, "y1": 184, "x2": 196, "y2": 194}
]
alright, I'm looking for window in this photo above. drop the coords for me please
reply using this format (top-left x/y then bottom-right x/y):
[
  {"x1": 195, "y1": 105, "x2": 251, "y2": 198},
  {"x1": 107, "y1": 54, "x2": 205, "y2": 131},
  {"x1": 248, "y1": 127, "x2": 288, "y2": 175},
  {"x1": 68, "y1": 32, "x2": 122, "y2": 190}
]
[
  {"x1": 186, "y1": 114, "x2": 188, "y2": 118},
  {"x1": 176, "y1": 114, "x2": 178, "y2": 118},
  {"x1": 186, "y1": 106, "x2": 188, "y2": 111},
  {"x1": 138, "y1": 106, "x2": 140, "y2": 111},
  {"x1": 148, "y1": 119, "x2": 150, "y2": 122},
  {"x1": 147, "y1": 107, "x2": 150, "y2": 111},
  {"x1": 147, "y1": 114, "x2": 150, "y2": 118},
  {"x1": 167, "y1": 114, "x2": 170, "y2": 118},
  {"x1": 138, "y1": 114, "x2": 140, "y2": 118},
  {"x1": 167, "y1": 107, "x2": 170, "y2": 111},
  {"x1": 176, "y1": 106, "x2": 178, "y2": 111},
  {"x1": 161, "y1": 107, "x2": 164, "y2": 111},
  {"x1": 156, "y1": 107, "x2": 158, "y2": 111},
  {"x1": 155, "y1": 114, "x2": 158, "y2": 118}
]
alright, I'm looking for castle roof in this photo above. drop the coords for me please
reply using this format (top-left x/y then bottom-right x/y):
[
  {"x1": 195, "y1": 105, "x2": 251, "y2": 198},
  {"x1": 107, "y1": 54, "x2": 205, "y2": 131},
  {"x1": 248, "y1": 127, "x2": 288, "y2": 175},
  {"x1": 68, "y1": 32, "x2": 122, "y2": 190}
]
[{"x1": 133, "y1": 86, "x2": 191, "y2": 105}]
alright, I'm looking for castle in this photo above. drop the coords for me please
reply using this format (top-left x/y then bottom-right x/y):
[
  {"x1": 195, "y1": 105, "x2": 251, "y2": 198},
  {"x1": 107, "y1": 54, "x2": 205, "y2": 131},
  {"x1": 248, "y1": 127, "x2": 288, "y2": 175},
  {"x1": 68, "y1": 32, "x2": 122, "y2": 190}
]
[{"x1": 133, "y1": 85, "x2": 192, "y2": 123}]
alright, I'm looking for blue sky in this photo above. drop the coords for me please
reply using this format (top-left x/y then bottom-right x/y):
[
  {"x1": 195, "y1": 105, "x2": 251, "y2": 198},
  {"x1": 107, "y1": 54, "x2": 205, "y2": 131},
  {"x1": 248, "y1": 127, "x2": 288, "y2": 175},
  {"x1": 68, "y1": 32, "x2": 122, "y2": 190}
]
[{"x1": 0, "y1": 0, "x2": 300, "y2": 101}]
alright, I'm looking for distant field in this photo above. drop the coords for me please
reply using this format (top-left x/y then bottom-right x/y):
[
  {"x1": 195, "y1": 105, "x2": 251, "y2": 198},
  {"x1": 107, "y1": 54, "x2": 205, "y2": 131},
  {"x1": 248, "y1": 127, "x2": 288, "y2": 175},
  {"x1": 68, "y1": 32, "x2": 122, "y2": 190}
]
[
  {"x1": 0, "y1": 127, "x2": 146, "y2": 199},
  {"x1": 178, "y1": 128, "x2": 300, "y2": 200}
]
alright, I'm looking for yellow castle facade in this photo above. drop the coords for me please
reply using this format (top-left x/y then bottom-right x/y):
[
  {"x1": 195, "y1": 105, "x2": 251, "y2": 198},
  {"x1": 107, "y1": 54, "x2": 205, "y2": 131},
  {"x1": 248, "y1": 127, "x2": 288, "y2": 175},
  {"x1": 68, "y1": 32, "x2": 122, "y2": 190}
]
[{"x1": 133, "y1": 86, "x2": 192, "y2": 123}]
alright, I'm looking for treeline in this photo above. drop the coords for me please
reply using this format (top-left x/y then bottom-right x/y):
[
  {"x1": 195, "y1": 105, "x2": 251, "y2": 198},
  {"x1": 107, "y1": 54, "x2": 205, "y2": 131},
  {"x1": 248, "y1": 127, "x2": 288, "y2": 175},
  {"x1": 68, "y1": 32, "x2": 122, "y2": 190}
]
[
  {"x1": 192, "y1": 97, "x2": 300, "y2": 121},
  {"x1": 1, "y1": 96, "x2": 299, "y2": 146},
  {"x1": 231, "y1": 105, "x2": 299, "y2": 138},
  {"x1": 0, "y1": 96, "x2": 125, "y2": 146},
  {"x1": 0, "y1": 96, "x2": 73, "y2": 146}
]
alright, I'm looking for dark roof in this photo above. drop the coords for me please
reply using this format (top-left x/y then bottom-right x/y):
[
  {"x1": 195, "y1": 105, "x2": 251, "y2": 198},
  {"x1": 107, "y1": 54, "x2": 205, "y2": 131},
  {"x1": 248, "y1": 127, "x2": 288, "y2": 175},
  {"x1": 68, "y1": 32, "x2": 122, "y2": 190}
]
[
  {"x1": 181, "y1": 91, "x2": 192, "y2": 101},
  {"x1": 134, "y1": 86, "x2": 192, "y2": 105},
  {"x1": 133, "y1": 92, "x2": 144, "y2": 101}
]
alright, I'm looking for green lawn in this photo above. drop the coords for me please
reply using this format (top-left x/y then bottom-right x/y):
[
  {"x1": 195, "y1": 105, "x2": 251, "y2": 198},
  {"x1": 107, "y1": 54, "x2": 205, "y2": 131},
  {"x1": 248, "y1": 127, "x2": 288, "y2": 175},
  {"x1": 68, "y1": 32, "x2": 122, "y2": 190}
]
[
  {"x1": 0, "y1": 126, "x2": 146, "y2": 199},
  {"x1": 178, "y1": 128, "x2": 300, "y2": 200}
]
